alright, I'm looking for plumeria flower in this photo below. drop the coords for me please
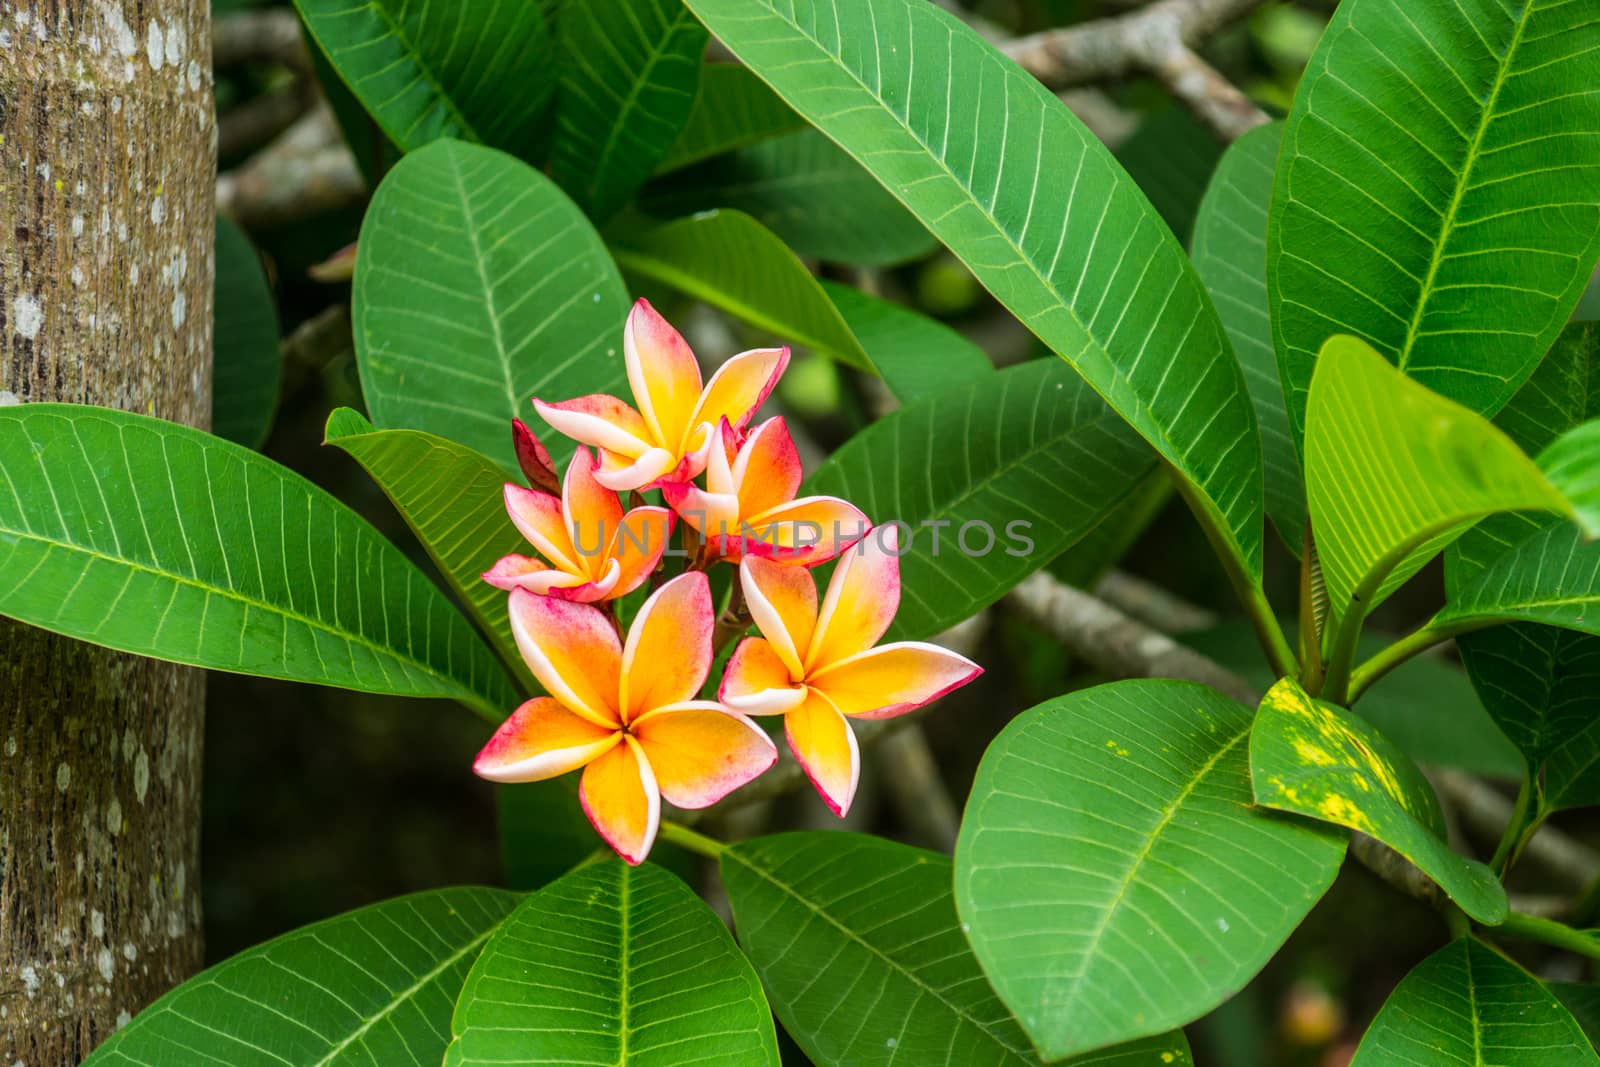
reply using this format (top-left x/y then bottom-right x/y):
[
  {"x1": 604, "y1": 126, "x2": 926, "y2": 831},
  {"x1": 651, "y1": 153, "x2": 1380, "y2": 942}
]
[
  {"x1": 474, "y1": 573, "x2": 776, "y2": 864},
  {"x1": 483, "y1": 447, "x2": 672, "y2": 603},
  {"x1": 534, "y1": 298, "x2": 788, "y2": 492},
  {"x1": 663, "y1": 417, "x2": 868, "y2": 566},
  {"x1": 720, "y1": 528, "x2": 982, "y2": 816}
]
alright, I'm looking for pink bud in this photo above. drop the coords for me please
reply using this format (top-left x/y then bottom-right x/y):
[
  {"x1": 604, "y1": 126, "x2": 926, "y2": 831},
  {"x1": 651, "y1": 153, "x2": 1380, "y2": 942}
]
[{"x1": 512, "y1": 418, "x2": 560, "y2": 494}]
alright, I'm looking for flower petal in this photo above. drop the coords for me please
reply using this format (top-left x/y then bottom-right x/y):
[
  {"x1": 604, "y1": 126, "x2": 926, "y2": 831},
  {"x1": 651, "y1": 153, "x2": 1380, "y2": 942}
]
[
  {"x1": 688, "y1": 346, "x2": 790, "y2": 447},
  {"x1": 785, "y1": 689, "x2": 859, "y2": 817},
  {"x1": 504, "y1": 483, "x2": 579, "y2": 573},
  {"x1": 593, "y1": 446, "x2": 682, "y2": 493},
  {"x1": 660, "y1": 481, "x2": 741, "y2": 540},
  {"x1": 732, "y1": 417, "x2": 803, "y2": 519},
  {"x1": 562, "y1": 449, "x2": 626, "y2": 580},
  {"x1": 544, "y1": 557, "x2": 621, "y2": 603},
  {"x1": 580, "y1": 736, "x2": 660, "y2": 865},
  {"x1": 809, "y1": 641, "x2": 983, "y2": 719},
  {"x1": 620, "y1": 572, "x2": 713, "y2": 721},
  {"x1": 607, "y1": 506, "x2": 673, "y2": 597},
  {"x1": 473, "y1": 697, "x2": 620, "y2": 783},
  {"x1": 631, "y1": 704, "x2": 777, "y2": 809},
  {"x1": 626, "y1": 298, "x2": 703, "y2": 451},
  {"x1": 720, "y1": 637, "x2": 808, "y2": 715},
  {"x1": 744, "y1": 496, "x2": 870, "y2": 566},
  {"x1": 807, "y1": 525, "x2": 901, "y2": 671},
  {"x1": 534, "y1": 395, "x2": 654, "y2": 459},
  {"x1": 740, "y1": 558, "x2": 818, "y2": 678},
  {"x1": 483, "y1": 554, "x2": 592, "y2": 595},
  {"x1": 508, "y1": 588, "x2": 622, "y2": 729},
  {"x1": 512, "y1": 417, "x2": 561, "y2": 495}
]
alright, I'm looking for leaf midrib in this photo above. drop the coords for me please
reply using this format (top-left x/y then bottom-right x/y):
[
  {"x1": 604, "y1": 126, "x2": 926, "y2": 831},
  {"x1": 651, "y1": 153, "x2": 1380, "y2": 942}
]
[
  {"x1": 325, "y1": 0, "x2": 480, "y2": 145},
  {"x1": 445, "y1": 144, "x2": 519, "y2": 420}
]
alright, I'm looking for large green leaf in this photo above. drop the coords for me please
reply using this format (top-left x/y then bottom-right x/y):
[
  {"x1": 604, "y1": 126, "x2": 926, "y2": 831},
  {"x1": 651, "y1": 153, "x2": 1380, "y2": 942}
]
[
  {"x1": 683, "y1": 0, "x2": 1266, "y2": 580},
  {"x1": 551, "y1": 0, "x2": 708, "y2": 221},
  {"x1": 956, "y1": 680, "x2": 1343, "y2": 1061},
  {"x1": 723, "y1": 833, "x2": 1189, "y2": 1066},
  {"x1": 1267, "y1": 0, "x2": 1600, "y2": 450},
  {"x1": 820, "y1": 279, "x2": 992, "y2": 405},
  {"x1": 655, "y1": 63, "x2": 806, "y2": 173},
  {"x1": 87, "y1": 887, "x2": 517, "y2": 1066},
  {"x1": 641, "y1": 129, "x2": 936, "y2": 266},
  {"x1": 294, "y1": 0, "x2": 557, "y2": 156},
  {"x1": 1442, "y1": 523, "x2": 1600, "y2": 640},
  {"x1": 447, "y1": 861, "x2": 777, "y2": 1065},
  {"x1": 1351, "y1": 938, "x2": 1598, "y2": 1066},
  {"x1": 1250, "y1": 679, "x2": 1507, "y2": 924},
  {"x1": 212, "y1": 215, "x2": 281, "y2": 449},
  {"x1": 610, "y1": 207, "x2": 873, "y2": 370},
  {"x1": 324, "y1": 409, "x2": 526, "y2": 681},
  {"x1": 1114, "y1": 106, "x2": 1222, "y2": 247},
  {"x1": 807, "y1": 358, "x2": 1157, "y2": 640},
  {"x1": 1191, "y1": 122, "x2": 1302, "y2": 548},
  {"x1": 1305, "y1": 334, "x2": 1569, "y2": 618},
  {"x1": 0, "y1": 404, "x2": 518, "y2": 718},
  {"x1": 355, "y1": 139, "x2": 630, "y2": 474}
]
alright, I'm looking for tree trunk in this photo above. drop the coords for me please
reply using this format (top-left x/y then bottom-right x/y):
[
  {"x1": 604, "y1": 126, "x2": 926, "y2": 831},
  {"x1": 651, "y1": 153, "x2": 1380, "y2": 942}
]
[{"x1": 0, "y1": 2, "x2": 214, "y2": 1060}]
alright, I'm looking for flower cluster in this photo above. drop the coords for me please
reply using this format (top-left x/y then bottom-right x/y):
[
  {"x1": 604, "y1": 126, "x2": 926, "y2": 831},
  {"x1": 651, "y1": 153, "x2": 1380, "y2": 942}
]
[{"x1": 473, "y1": 299, "x2": 982, "y2": 863}]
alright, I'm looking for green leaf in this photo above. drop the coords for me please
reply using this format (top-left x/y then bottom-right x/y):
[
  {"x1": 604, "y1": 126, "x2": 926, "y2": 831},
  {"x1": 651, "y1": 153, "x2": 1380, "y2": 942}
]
[
  {"x1": 1046, "y1": 468, "x2": 1171, "y2": 591},
  {"x1": 294, "y1": 0, "x2": 558, "y2": 156},
  {"x1": 354, "y1": 139, "x2": 630, "y2": 473},
  {"x1": 682, "y1": 0, "x2": 1266, "y2": 580},
  {"x1": 86, "y1": 887, "x2": 517, "y2": 1066},
  {"x1": 310, "y1": 43, "x2": 402, "y2": 186},
  {"x1": 1351, "y1": 939, "x2": 1598, "y2": 1066},
  {"x1": 641, "y1": 129, "x2": 936, "y2": 266},
  {"x1": 0, "y1": 404, "x2": 519, "y2": 718},
  {"x1": 819, "y1": 279, "x2": 992, "y2": 405},
  {"x1": 1305, "y1": 334, "x2": 1570, "y2": 618},
  {"x1": 551, "y1": 0, "x2": 708, "y2": 221},
  {"x1": 1250, "y1": 678, "x2": 1508, "y2": 924},
  {"x1": 1267, "y1": 0, "x2": 1600, "y2": 451},
  {"x1": 1191, "y1": 121, "x2": 1303, "y2": 549},
  {"x1": 1553, "y1": 981, "x2": 1600, "y2": 1053},
  {"x1": 447, "y1": 861, "x2": 778, "y2": 1066},
  {"x1": 212, "y1": 215, "x2": 281, "y2": 450},
  {"x1": 806, "y1": 359, "x2": 1157, "y2": 640},
  {"x1": 956, "y1": 679, "x2": 1343, "y2": 1060},
  {"x1": 1114, "y1": 106, "x2": 1223, "y2": 246},
  {"x1": 1441, "y1": 522, "x2": 1600, "y2": 639},
  {"x1": 655, "y1": 63, "x2": 806, "y2": 173},
  {"x1": 610, "y1": 207, "x2": 873, "y2": 370},
  {"x1": 324, "y1": 409, "x2": 526, "y2": 681},
  {"x1": 495, "y1": 779, "x2": 599, "y2": 891}
]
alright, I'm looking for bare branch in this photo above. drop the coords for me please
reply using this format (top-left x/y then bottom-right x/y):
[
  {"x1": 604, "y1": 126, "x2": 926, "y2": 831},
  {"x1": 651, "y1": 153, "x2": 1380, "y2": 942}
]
[
  {"x1": 217, "y1": 105, "x2": 365, "y2": 231},
  {"x1": 213, "y1": 9, "x2": 311, "y2": 73}
]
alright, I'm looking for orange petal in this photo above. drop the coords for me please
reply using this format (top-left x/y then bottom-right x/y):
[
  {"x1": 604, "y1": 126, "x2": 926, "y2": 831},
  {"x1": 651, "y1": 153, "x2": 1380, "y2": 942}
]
[
  {"x1": 562, "y1": 449, "x2": 626, "y2": 581},
  {"x1": 631, "y1": 703, "x2": 777, "y2": 808},
  {"x1": 544, "y1": 558, "x2": 621, "y2": 603},
  {"x1": 592, "y1": 446, "x2": 683, "y2": 493},
  {"x1": 534, "y1": 395, "x2": 654, "y2": 459},
  {"x1": 504, "y1": 483, "x2": 579, "y2": 573},
  {"x1": 626, "y1": 298, "x2": 703, "y2": 452},
  {"x1": 785, "y1": 689, "x2": 859, "y2": 817},
  {"x1": 744, "y1": 496, "x2": 870, "y2": 566},
  {"x1": 660, "y1": 481, "x2": 741, "y2": 540},
  {"x1": 720, "y1": 637, "x2": 807, "y2": 715},
  {"x1": 807, "y1": 526, "x2": 901, "y2": 671},
  {"x1": 483, "y1": 554, "x2": 615, "y2": 601},
  {"x1": 473, "y1": 697, "x2": 620, "y2": 783},
  {"x1": 580, "y1": 736, "x2": 660, "y2": 865},
  {"x1": 607, "y1": 506, "x2": 673, "y2": 598},
  {"x1": 508, "y1": 589, "x2": 622, "y2": 729},
  {"x1": 810, "y1": 642, "x2": 983, "y2": 720},
  {"x1": 688, "y1": 346, "x2": 789, "y2": 449},
  {"x1": 732, "y1": 417, "x2": 803, "y2": 519},
  {"x1": 619, "y1": 572, "x2": 713, "y2": 721},
  {"x1": 740, "y1": 558, "x2": 818, "y2": 677}
]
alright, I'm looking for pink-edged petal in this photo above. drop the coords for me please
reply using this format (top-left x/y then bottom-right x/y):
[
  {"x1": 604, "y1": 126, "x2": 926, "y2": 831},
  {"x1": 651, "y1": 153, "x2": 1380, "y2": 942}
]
[
  {"x1": 534, "y1": 395, "x2": 655, "y2": 459},
  {"x1": 512, "y1": 418, "x2": 561, "y2": 495},
  {"x1": 807, "y1": 525, "x2": 901, "y2": 672},
  {"x1": 619, "y1": 572, "x2": 714, "y2": 722},
  {"x1": 508, "y1": 588, "x2": 623, "y2": 729},
  {"x1": 607, "y1": 506, "x2": 673, "y2": 598},
  {"x1": 743, "y1": 496, "x2": 870, "y2": 566},
  {"x1": 593, "y1": 446, "x2": 681, "y2": 493},
  {"x1": 785, "y1": 689, "x2": 859, "y2": 817},
  {"x1": 661, "y1": 481, "x2": 741, "y2": 541},
  {"x1": 473, "y1": 697, "x2": 620, "y2": 783},
  {"x1": 503, "y1": 483, "x2": 580, "y2": 573},
  {"x1": 740, "y1": 557, "x2": 818, "y2": 677},
  {"x1": 732, "y1": 417, "x2": 804, "y2": 519},
  {"x1": 562, "y1": 449, "x2": 626, "y2": 581},
  {"x1": 625, "y1": 298, "x2": 703, "y2": 449},
  {"x1": 544, "y1": 557, "x2": 621, "y2": 603},
  {"x1": 720, "y1": 637, "x2": 808, "y2": 715},
  {"x1": 580, "y1": 736, "x2": 660, "y2": 865},
  {"x1": 810, "y1": 641, "x2": 983, "y2": 720},
  {"x1": 687, "y1": 346, "x2": 790, "y2": 449},
  {"x1": 483, "y1": 553, "x2": 587, "y2": 595},
  {"x1": 630, "y1": 703, "x2": 777, "y2": 809}
]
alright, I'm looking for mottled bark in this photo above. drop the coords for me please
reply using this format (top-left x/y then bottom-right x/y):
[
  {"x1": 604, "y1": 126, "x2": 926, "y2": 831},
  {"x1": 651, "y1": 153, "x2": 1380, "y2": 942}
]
[{"x1": 0, "y1": 1, "x2": 213, "y2": 1061}]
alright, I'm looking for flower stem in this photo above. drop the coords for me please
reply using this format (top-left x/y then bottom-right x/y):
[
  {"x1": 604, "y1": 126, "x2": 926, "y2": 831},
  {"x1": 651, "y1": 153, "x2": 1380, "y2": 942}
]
[
  {"x1": 659, "y1": 819, "x2": 727, "y2": 860},
  {"x1": 1495, "y1": 911, "x2": 1600, "y2": 961},
  {"x1": 1490, "y1": 769, "x2": 1543, "y2": 880}
]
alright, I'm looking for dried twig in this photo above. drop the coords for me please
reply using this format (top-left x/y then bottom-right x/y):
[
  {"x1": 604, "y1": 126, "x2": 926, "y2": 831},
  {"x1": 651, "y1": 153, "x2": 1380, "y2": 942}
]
[
  {"x1": 217, "y1": 105, "x2": 365, "y2": 231},
  {"x1": 213, "y1": 9, "x2": 311, "y2": 73}
]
